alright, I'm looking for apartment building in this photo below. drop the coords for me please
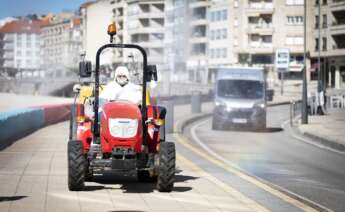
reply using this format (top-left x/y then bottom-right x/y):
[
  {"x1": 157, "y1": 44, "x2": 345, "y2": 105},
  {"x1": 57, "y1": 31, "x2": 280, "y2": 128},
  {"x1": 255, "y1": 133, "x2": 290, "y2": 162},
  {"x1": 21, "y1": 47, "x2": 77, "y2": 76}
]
[
  {"x1": 83, "y1": 0, "x2": 165, "y2": 69},
  {"x1": 227, "y1": 0, "x2": 305, "y2": 83},
  {"x1": 164, "y1": 0, "x2": 189, "y2": 82},
  {"x1": 208, "y1": 0, "x2": 233, "y2": 83},
  {"x1": 0, "y1": 19, "x2": 41, "y2": 77},
  {"x1": 187, "y1": 0, "x2": 209, "y2": 84},
  {"x1": 40, "y1": 12, "x2": 83, "y2": 77},
  {"x1": 309, "y1": 0, "x2": 345, "y2": 89}
]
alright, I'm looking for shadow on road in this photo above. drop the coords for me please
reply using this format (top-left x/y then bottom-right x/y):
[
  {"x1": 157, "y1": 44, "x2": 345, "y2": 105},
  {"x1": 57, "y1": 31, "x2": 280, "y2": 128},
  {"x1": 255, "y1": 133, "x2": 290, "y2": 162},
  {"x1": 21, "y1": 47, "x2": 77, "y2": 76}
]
[
  {"x1": 213, "y1": 127, "x2": 283, "y2": 133},
  {"x1": 0, "y1": 196, "x2": 27, "y2": 202},
  {"x1": 85, "y1": 171, "x2": 198, "y2": 193},
  {"x1": 108, "y1": 211, "x2": 145, "y2": 212}
]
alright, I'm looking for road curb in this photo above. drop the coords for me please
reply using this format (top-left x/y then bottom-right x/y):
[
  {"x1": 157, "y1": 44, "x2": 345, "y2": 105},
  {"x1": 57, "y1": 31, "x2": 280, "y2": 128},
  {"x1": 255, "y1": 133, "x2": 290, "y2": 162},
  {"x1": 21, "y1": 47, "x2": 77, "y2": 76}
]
[
  {"x1": 294, "y1": 125, "x2": 345, "y2": 153},
  {"x1": 0, "y1": 104, "x2": 71, "y2": 150}
]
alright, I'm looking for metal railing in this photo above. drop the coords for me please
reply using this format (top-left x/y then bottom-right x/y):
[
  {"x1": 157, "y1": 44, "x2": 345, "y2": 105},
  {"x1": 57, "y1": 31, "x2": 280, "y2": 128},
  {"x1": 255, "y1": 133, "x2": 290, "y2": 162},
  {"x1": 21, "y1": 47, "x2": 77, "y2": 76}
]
[
  {"x1": 329, "y1": 95, "x2": 345, "y2": 108},
  {"x1": 290, "y1": 100, "x2": 302, "y2": 126}
]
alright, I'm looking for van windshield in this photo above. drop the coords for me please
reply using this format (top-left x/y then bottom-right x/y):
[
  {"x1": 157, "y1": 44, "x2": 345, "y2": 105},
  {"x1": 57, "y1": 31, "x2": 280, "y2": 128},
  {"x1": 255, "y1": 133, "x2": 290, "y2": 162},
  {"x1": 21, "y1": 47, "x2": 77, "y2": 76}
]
[{"x1": 217, "y1": 80, "x2": 263, "y2": 99}]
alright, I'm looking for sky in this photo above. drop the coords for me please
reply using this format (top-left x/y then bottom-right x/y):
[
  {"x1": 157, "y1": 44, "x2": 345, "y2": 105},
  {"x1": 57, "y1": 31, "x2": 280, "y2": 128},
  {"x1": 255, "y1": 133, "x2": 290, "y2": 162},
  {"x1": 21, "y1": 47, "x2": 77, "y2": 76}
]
[{"x1": 0, "y1": 0, "x2": 87, "y2": 19}]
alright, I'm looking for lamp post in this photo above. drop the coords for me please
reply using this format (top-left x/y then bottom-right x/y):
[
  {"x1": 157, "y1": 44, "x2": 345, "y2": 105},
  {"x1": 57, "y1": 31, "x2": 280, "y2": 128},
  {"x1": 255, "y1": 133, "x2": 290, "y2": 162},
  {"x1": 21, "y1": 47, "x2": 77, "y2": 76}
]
[{"x1": 302, "y1": 0, "x2": 308, "y2": 124}]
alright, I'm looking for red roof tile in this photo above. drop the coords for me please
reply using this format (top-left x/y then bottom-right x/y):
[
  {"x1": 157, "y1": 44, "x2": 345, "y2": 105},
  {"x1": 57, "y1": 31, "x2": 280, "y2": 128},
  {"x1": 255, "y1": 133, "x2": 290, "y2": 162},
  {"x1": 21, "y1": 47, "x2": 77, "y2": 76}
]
[{"x1": 0, "y1": 19, "x2": 43, "y2": 34}]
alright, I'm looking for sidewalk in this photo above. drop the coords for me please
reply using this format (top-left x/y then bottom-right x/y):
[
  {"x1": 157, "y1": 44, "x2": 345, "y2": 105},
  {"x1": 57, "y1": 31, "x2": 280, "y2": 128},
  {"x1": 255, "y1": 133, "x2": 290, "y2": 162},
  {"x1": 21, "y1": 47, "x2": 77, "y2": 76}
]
[{"x1": 298, "y1": 108, "x2": 345, "y2": 152}]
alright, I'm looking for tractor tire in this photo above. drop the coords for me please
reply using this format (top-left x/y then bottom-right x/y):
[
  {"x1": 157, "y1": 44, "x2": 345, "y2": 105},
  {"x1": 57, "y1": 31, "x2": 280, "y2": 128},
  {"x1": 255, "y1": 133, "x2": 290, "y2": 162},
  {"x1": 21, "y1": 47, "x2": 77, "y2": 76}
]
[
  {"x1": 85, "y1": 160, "x2": 93, "y2": 182},
  {"x1": 137, "y1": 170, "x2": 157, "y2": 182},
  {"x1": 69, "y1": 105, "x2": 77, "y2": 140},
  {"x1": 157, "y1": 142, "x2": 175, "y2": 192},
  {"x1": 68, "y1": 140, "x2": 86, "y2": 191}
]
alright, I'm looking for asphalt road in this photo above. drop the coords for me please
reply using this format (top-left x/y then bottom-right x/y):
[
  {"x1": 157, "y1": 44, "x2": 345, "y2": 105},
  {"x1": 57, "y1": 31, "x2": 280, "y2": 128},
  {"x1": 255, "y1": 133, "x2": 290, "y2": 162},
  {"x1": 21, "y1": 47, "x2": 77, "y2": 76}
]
[{"x1": 183, "y1": 105, "x2": 345, "y2": 212}]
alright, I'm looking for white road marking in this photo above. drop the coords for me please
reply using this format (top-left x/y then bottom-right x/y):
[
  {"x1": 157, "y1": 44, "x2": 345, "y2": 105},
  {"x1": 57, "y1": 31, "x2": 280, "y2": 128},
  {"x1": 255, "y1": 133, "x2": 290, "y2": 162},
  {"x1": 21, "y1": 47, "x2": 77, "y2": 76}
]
[
  {"x1": 185, "y1": 117, "x2": 330, "y2": 212},
  {"x1": 281, "y1": 119, "x2": 345, "y2": 156}
]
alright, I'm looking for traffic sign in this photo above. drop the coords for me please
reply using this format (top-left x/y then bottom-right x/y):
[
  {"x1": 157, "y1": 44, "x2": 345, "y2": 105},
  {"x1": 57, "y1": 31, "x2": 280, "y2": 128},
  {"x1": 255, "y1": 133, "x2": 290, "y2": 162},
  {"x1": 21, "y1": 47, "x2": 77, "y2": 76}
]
[{"x1": 275, "y1": 48, "x2": 290, "y2": 70}]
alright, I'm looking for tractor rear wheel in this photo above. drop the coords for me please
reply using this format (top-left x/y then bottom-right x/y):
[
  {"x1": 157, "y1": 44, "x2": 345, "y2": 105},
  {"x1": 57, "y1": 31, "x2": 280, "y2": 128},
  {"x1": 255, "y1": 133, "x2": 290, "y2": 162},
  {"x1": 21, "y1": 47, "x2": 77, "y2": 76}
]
[
  {"x1": 157, "y1": 142, "x2": 175, "y2": 192},
  {"x1": 68, "y1": 140, "x2": 86, "y2": 191}
]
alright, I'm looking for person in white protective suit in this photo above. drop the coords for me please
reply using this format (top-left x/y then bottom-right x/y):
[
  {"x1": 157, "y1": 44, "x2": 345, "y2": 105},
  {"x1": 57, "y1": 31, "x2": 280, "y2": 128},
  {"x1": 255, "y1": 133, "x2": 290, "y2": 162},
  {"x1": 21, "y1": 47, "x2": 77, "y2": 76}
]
[{"x1": 100, "y1": 66, "x2": 142, "y2": 105}]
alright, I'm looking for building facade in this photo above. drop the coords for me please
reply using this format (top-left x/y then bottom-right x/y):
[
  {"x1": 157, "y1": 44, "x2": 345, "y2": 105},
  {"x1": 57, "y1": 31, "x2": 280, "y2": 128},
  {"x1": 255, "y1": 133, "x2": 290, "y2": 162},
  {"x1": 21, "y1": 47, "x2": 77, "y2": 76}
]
[
  {"x1": 0, "y1": 19, "x2": 41, "y2": 77},
  {"x1": 308, "y1": 0, "x2": 345, "y2": 89},
  {"x1": 83, "y1": 0, "x2": 165, "y2": 68},
  {"x1": 40, "y1": 12, "x2": 82, "y2": 77}
]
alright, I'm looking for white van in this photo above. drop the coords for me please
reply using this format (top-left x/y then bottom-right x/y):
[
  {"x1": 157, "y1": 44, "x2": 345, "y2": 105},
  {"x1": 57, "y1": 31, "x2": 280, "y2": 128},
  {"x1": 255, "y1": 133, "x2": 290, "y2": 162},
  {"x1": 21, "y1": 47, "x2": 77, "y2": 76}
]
[{"x1": 212, "y1": 67, "x2": 266, "y2": 130}]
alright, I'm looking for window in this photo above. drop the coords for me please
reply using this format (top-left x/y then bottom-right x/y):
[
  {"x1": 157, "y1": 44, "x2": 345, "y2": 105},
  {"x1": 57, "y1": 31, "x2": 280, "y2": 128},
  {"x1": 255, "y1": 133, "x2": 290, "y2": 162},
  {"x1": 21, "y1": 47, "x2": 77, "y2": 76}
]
[
  {"x1": 322, "y1": 14, "x2": 327, "y2": 28},
  {"x1": 222, "y1": 29, "x2": 227, "y2": 39},
  {"x1": 26, "y1": 50, "x2": 31, "y2": 56},
  {"x1": 222, "y1": 48, "x2": 227, "y2": 58},
  {"x1": 315, "y1": 38, "x2": 319, "y2": 51},
  {"x1": 210, "y1": 30, "x2": 215, "y2": 40},
  {"x1": 211, "y1": 11, "x2": 215, "y2": 22},
  {"x1": 286, "y1": 0, "x2": 304, "y2": 5},
  {"x1": 222, "y1": 10, "x2": 227, "y2": 20},
  {"x1": 322, "y1": 37, "x2": 327, "y2": 51},
  {"x1": 16, "y1": 51, "x2": 21, "y2": 56},
  {"x1": 322, "y1": 0, "x2": 327, "y2": 4},
  {"x1": 315, "y1": 15, "x2": 319, "y2": 28},
  {"x1": 216, "y1": 11, "x2": 221, "y2": 21},
  {"x1": 287, "y1": 16, "x2": 304, "y2": 25},
  {"x1": 216, "y1": 29, "x2": 221, "y2": 39},
  {"x1": 216, "y1": 48, "x2": 221, "y2": 58}
]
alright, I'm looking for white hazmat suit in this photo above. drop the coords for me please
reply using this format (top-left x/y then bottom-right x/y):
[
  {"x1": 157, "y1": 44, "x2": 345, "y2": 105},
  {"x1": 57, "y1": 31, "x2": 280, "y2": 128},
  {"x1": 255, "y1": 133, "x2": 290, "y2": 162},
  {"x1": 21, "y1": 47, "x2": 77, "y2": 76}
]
[{"x1": 100, "y1": 66, "x2": 142, "y2": 105}]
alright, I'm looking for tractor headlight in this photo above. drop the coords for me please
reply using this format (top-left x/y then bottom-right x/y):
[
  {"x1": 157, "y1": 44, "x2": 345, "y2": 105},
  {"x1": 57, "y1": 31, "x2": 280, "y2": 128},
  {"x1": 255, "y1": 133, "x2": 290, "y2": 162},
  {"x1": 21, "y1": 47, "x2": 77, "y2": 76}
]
[{"x1": 109, "y1": 118, "x2": 138, "y2": 138}]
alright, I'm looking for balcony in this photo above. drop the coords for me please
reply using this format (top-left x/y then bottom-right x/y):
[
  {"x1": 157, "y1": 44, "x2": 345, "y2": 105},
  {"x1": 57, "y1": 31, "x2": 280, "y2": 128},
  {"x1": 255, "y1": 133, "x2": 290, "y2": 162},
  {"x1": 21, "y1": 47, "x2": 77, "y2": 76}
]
[
  {"x1": 190, "y1": 37, "x2": 208, "y2": 43},
  {"x1": 330, "y1": 0, "x2": 345, "y2": 8},
  {"x1": 3, "y1": 35, "x2": 14, "y2": 42},
  {"x1": 248, "y1": 42, "x2": 273, "y2": 53},
  {"x1": 247, "y1": 3, "x2": 274, "y2": 14},
  {"x1": 330, "y1": 22, "x2": 345, "y2": 35},
  {"x1": 128, "y1": 27, "x2": 165, "y2": 34},
  {"x1": 3, "y1": 53, "x2": 14, "y2": 59},
  {"x1": 136, "y1": 40, "x2": 164, "y2": 48},
  {"x1": 189, "y1": 0, "x2": 209, "y2": 8},
  {"x1": 137, "y1": 12, "x2": 164, "y2": 19},
  {"x1": 190, "y1": 19, "x2": 208, "y2": 26},
  {"x1": 247, "y1": 23, "x2": 274, "y2": 35},
  {"x1": 3, "y1": 44, "x2": 14, "y2": 50}
]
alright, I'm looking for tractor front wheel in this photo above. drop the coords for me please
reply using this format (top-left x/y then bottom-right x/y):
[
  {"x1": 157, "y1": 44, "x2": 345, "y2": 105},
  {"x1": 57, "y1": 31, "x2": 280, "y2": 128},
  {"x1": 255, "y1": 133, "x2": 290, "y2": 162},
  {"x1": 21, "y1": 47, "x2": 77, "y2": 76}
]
[
  {"x1": 68, "y1": 140, "x2": 86, "y2": 191},
  {"x1": 157, "y1": 142, "x2": 175, "y2": 192}
]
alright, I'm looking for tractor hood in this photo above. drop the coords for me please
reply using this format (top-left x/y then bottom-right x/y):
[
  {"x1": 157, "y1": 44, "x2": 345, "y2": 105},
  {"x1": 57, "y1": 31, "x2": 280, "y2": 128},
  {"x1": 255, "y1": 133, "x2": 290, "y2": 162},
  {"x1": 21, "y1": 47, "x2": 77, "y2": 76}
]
[{"x1": 102, "y1": 101, "x2": 142, "y2": 120}]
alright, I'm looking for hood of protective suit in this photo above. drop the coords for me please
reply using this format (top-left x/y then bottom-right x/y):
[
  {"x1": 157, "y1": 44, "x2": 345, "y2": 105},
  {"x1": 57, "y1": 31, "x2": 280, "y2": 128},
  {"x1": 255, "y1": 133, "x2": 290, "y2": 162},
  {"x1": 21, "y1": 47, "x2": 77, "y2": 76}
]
[{"x1": 114, "y1": 66, "x2": 130, "y2": 86}]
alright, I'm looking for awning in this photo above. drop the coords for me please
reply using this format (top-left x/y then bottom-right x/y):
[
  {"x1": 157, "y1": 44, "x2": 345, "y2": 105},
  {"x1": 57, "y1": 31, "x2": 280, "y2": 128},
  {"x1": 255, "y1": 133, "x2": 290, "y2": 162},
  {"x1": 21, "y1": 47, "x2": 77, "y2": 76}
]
[{"x1": 289, "y1": 63, "x2": 303, "y2": 72}]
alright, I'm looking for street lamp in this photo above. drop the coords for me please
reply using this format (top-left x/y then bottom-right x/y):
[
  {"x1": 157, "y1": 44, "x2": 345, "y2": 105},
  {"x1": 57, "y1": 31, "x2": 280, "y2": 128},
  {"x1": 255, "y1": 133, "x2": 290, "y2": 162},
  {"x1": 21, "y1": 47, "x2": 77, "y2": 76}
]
[{"x1": 302, "y1": 0, "x2": 308, "y2": 124}]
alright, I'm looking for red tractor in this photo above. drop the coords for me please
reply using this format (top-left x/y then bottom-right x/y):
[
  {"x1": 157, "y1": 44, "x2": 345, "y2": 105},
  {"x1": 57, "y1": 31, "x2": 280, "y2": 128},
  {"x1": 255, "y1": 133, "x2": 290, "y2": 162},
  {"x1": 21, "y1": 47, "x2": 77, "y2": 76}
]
[{"x1": 68, "y1": 23, "x2": 175, "y2": 192}]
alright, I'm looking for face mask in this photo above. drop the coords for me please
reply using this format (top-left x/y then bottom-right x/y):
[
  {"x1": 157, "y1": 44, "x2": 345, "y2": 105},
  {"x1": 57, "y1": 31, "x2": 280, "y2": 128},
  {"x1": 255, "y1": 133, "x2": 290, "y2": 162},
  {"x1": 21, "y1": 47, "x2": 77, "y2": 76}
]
[{"x1": 116, "y1": 77, "x2": 128, "y2": 86}]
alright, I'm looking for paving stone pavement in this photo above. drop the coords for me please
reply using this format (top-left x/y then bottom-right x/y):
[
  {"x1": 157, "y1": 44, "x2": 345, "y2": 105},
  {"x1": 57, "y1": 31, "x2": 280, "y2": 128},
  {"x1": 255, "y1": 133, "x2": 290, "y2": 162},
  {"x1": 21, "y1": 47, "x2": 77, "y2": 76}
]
[{"x1": 0, "y1": 121, "x2": 269, "y2": 212}]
